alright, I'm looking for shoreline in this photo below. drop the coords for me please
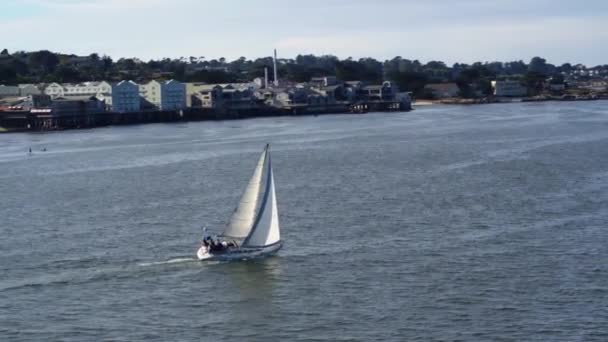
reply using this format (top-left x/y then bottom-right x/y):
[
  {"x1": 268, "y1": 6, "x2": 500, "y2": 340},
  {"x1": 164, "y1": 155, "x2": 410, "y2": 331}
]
[
  {"x1": 414, "y1": 95, "x2": 608, "y2": 106},
  {"x1": 2, "y1": 98, "x2": 607, "y2": 134},
  {"x1": 0, "y1": 105, "x2": 408, "y2": 134}
]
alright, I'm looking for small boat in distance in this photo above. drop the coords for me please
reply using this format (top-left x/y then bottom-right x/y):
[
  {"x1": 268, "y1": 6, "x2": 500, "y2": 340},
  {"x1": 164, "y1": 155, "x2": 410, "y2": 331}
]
[{"x1": 196, "y1": 144, "x2": 282, "y2": 261}]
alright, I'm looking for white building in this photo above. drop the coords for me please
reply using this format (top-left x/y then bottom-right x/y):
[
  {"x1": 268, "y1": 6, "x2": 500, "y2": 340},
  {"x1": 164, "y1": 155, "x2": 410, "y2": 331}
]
[
  {"x1": 139, "y1": 80, "x2": 186, "y2": 111},
  {"x1": 44, "y1": 81, "x2": 140, "y2": 112},
  {"x1": 491, "y1": 80, "x2": 527, "y2": 97},
  {"x1": 44, "y1": 82, "x2": 106, "y2": 98}
]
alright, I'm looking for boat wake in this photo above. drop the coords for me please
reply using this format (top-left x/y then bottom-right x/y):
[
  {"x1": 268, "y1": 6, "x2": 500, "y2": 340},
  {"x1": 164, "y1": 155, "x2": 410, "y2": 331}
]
[{"x1": 137, "y1": 257, "x2": 198, "y2": 267}]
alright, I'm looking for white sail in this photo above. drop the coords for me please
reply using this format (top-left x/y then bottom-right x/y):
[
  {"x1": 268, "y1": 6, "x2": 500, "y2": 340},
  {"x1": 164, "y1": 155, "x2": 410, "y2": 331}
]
[
  {"x1": 243, "y1": 159, "x2": 281, "y2": 248},
  {"x1": 222, "y1": 148, "x2": 267, "y2": 239}
]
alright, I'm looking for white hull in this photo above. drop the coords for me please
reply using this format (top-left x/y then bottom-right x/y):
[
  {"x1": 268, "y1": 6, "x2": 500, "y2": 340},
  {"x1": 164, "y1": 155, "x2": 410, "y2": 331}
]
[{"x1": 196, "y1": 242, "x2": 282, "y2": 261}]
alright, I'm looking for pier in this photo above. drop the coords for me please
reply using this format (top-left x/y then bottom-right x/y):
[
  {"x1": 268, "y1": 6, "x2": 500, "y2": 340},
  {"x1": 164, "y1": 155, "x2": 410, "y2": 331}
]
[{"x1": 0, "y1": 100, "x2": 412, "y2": 133}]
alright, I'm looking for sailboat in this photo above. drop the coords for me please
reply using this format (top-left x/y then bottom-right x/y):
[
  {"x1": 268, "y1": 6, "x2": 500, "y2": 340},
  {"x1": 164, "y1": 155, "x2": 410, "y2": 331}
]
[{"x1": 196, "y1": 144, "x2": 282, "y2": 261}]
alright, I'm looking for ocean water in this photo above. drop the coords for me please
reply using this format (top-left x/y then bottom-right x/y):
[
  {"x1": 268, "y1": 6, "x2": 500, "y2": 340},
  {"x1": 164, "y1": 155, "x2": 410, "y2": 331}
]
[{"x1": 1, "y1": 102, "x2": 607, "y2": 341}]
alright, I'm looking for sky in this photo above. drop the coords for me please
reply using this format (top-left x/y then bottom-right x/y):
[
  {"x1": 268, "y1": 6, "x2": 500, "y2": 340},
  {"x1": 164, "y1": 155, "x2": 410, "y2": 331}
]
[{"x1": 1, "y1": 0, "x2": 607, "y2": 66}]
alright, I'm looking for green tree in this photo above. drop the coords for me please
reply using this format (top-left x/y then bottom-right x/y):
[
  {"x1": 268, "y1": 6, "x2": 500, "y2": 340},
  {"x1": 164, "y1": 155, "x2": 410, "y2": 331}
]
[
  {"x1": 523, "y1": 71, "x2": 546, "y2": 95},
  {"x1": 529, "y1": 57, "x2": 548, "y2": 74},
  {"x1": 0, "y1": 66, "x2": 17, "y2": 83},
  {"x1": 387, "y1": 71, "x2": 428, "y2": 97},
  {"x1": 28, "y1": 50, "x2": 60, "y2": 73},
  {"x1": 52, "y1": 66, "x2": 82, "y2": 83}
]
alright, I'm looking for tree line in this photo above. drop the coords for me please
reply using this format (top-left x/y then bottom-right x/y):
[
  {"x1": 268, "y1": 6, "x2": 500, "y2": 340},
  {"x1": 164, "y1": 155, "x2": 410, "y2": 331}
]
[{"x1": 0, "y1": 48, "x2": 605, "y2": 97}]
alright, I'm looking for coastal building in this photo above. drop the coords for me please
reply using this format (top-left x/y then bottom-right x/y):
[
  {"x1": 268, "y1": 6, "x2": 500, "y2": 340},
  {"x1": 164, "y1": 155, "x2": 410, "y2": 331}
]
[
  {"x1": 491, "y1": 80, "x2": 527, "y2": 97},
  {"x1": 103, "y1": 81, "x2": 141, "y2": 113},
  {"x1": 19, "y1": 84, "x2": 41, "y2": 97},
  {"x1": 190, "y1": 85, "x2": 223, "y2": 109},
  {"x1": 50, "y1": 96, "x2": 106, "y2": 117},
  {"x1": 272, "y1": 87, "x2": 311, "y2": 107},
  {"x1": 396, "y1": 92, "x2": 413, "y2": 110},
  {"x1": 311, "y1": 85, "x2": 345, "y2": 104},
  {"x1": 23, "y1": 94, "x2": 52, "y2": 110},
  {"x1": 362, "y1": 81, "x2": 398, "y2": 101},
  {"x1": 186, "y1": 83, "x2": 208, "y2": 107},
  {"x1": 139, "y1": 80, "x2": 186, "y2": 111},
  {"x1": 425, "y1": 83, "x2": 460, "y2": 98},
  {"x1": 310, "y1": 76, "x2": 338, "y2": 88},
  {"x1": 572, "y1": 80, "x2": 608, "y2": 92},
  {"x1": 44, "y1": 81, "x2": 140, "y2": 112},
  {"x1": 0, "y1": 85, "x2": 20, "y2": 97},
  {"x1": 221, "y1": 85, "x2": 255, "y2": 110},
  {"x1": 44, "y1": 82, "x2": 108, "y2": 98},
  {"x1": 344, "y1": 81, "x2": 364, "y2": 102},
  {"x1": 43, "y1": 83, "x2": 66, "y2": 97}
]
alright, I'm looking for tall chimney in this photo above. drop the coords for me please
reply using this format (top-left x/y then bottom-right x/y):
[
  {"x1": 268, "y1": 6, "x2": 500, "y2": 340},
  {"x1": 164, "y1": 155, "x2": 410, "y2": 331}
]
[
  {"x1": 273, "y1": 49, "x2": 279, "y2": 87},
  {"x1": 264, "y1": 67, "x2": 269, "y2": 89}
]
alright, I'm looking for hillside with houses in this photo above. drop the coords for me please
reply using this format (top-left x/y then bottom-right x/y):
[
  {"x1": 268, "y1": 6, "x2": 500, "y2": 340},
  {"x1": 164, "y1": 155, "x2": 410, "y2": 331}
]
[{"x1": 1, "y1": 49, "x2": 607, "y2": 132}]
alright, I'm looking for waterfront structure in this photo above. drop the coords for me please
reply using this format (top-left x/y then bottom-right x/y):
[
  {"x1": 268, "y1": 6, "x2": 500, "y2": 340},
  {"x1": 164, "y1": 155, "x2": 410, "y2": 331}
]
[
  {"x1": 19, "y1": 84, "x2": 41, "y2": 97},
  {"x1": 189, "y1": 83, "x2": 257, "y2": 110},
  {"x1": 43, "y1": 83, "x2": 66, "y2": 97},
  {"x1": 186, "y1": 83, "x2": 208, "y2": 107},
  {"x1": 311, "y1": 85, "x2": 344, "y2": 104},
  {"x1": 44, "y1": 81, "x2": 108, "y2": 98},
  {"x1": 491, "y1": 80, "x2": 527, "y2": 97},
  {"x1": 23, "y1": 94, "x2": 52, "y2": 110},
  {"x1": 0, "y1": 85, "x2": 20, "y2": 97},
  {"x1": 44, "y1": 81, "x2": 140, "y2": 112},
  {"x1": 425, "y1": 83, "x2": 460, "y2": 98},
  {"x1": 310, "y1": 76, "x2": 338, "y2": 88},
  {"x1": 51, "y1": 96, "x2": 106, "y2": 117},
  {"x1": 139, "y1": 80, "x2": 186, "y2": 111},
  {"x1": 190, "y1": 85, "x2": 223, "y2": 108},
  {"x1": 362, "y1": 81, "x2": 398, "y2": 101},
  {"x1": 221, "y1": 86, "x2": 255, "y2": 110},
  {"x1": 103, "y1": 81, "x2": 140, "y2": 113}
]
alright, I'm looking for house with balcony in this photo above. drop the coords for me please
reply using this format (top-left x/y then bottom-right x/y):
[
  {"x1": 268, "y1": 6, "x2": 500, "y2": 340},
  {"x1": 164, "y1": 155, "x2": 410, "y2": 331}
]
[
  {"x1": 190, "y1": 85, "x2": 223, "y2": 109},
  {"x1": 44, "y1": 81, "x2": 140, "y2": 112},
  {"x1": 104, "y1": 81, "x2": 140, "y2": 113},
  {"x1": 362, "y1": 81, "x2": 398, "y2": 101},
  {"x1": 139, "y1": 80, "x2": 186, "y2": 111}
]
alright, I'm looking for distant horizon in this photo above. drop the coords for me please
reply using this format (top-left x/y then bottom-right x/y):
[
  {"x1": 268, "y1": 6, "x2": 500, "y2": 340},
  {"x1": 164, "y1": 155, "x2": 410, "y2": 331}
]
[{"x1": 2, "y1": 0, "x2": 607, "y2": 66}]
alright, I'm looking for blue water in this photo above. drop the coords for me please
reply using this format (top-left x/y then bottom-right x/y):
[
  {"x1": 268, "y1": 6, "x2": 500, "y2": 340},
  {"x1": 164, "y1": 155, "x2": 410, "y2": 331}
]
[{"x1": 1, "y1": 102, "x2": 608, "y2": 341}]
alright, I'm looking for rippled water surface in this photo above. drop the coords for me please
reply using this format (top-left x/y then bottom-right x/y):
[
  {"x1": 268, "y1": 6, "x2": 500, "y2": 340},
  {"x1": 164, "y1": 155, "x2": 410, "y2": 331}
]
[{"x1": 1, "y1": 102, "x2": 608, "y2": 341}]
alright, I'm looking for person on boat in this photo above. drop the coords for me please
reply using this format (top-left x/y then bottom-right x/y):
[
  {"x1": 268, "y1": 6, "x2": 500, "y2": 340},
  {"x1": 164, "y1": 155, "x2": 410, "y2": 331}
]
[
  {"x1": 210, "y1": 239, "x2": 225, "y2": 253},
  {"x1": 202, "y1": 228, "x2": 213, "y2": 247}
]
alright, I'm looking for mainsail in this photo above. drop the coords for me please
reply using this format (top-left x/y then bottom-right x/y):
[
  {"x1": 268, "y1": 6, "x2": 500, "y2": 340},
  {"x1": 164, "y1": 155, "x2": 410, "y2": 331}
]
[
  {"x1": 242, "y1": 153, "x2": 281, "y2": 248},
  {"x1": 222, "y1": 147, "x2": 268, "y2": 239}
]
